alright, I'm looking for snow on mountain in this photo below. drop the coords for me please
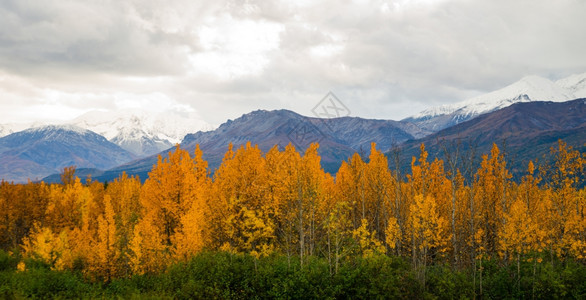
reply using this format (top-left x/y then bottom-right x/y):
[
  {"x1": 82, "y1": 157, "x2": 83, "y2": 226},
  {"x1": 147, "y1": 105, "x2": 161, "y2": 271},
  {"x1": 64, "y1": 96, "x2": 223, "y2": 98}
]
[
  {"x1": 406, "y1": 73, "x2": 586, "y2": 131},
  {"x1": 70, "y1": 110, "x2": 214, "y2": 157},
  {"x1": 27, "y1": 124, "x2": 93, "y2": 135},
  {"x1": 555, "y1": 72, "x2": 586, "y2": 98}
]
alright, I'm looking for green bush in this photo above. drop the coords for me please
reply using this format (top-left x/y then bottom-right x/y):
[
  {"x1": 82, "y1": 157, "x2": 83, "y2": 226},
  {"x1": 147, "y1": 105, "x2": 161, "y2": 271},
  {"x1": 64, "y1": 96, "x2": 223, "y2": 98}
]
[
  {"x1": 0, "y1": 252, "x2": 582, "y2": 299},
  {"x1": 0, "y1": 250, "x2": 17, "y2": 271},
  {"x1": 426, "y1": 264, "x2": 473, "y2": 299},
  {"x1": 162, "y1": 251, "x2": 257, "y2": 299},
  {"x1": 10, "y1": 268, "x2": 93, "y2": 298}
]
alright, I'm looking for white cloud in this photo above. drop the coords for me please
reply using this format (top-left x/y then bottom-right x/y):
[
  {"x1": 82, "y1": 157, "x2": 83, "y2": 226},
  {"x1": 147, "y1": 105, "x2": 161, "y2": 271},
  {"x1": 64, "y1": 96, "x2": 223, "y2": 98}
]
[
  {"x1": 112, "y1": 93, "x2": 196, "y2": 115},
  {"x1": 0, "y1": 71, "x2": 198, "y2": 123},
  {"x1": 188, "y1": 15, "x2": 284, "y2": 79}
]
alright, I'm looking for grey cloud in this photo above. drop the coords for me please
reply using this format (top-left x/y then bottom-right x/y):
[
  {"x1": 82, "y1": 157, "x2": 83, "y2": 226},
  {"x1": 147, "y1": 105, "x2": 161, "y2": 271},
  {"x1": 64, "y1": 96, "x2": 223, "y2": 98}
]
[
  {"x1": 276, "y1": 0, "x2": 586, "y2": 107},
  {"x1": 0, "y1": 0, "x2": 203, "y2": 79}
]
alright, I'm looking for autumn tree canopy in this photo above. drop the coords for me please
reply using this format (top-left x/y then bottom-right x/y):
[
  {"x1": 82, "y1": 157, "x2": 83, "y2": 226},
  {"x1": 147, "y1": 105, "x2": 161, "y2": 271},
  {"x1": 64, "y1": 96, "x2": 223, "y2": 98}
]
[{"x1": 0, "y1": 140, "x2": 582, "y2": 281}]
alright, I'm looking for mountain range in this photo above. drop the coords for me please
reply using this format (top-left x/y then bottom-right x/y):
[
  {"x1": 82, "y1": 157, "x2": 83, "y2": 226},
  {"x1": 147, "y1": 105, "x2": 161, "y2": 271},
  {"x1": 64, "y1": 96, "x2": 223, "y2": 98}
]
[
  {"x1": 84, "y1": 110, "x2": 419, "y2": 182},
  {"x1": 404, "y1": 73, "x2": 586, "y2": 132},
  {"x1": 0, "y1": 125, "x2": 135, "y2": 182},
  {"x1": 0, "y1": 72, "x2": 585, "y2": 183}
]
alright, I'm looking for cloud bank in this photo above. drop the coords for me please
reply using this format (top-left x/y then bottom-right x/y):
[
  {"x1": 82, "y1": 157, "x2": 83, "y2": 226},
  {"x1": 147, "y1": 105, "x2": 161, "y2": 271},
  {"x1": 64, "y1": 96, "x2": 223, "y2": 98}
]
[{"x1": 1, "y1": 0, "x2": 585, "y2": 125}]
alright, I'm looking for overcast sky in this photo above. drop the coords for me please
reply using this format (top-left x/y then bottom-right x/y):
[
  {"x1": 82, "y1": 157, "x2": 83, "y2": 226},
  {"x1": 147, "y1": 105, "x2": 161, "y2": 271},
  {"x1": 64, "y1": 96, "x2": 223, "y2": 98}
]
[{"x1": 1, "y1": 0, "x2": 585, "y2": 126}]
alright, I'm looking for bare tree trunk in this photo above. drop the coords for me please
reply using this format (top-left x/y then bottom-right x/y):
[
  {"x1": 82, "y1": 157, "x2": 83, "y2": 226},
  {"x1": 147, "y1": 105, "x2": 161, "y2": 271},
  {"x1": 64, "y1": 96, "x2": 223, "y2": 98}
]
[{"x1": 298, "y1": 183, "x2": 304, "y2": 269}]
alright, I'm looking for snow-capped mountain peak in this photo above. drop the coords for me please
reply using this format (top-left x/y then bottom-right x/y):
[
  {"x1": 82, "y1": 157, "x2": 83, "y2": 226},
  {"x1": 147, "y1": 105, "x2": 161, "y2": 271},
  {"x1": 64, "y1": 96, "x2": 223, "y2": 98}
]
[
  {"x1": 455, "y1": 75, "x2": 572, "y2": 115},
  {"x1": 407, "y1": 73, "x2": 586, "y2": 131},
  {"x1": 70, "y1": 109, "x2": 215, "y2": 157}
]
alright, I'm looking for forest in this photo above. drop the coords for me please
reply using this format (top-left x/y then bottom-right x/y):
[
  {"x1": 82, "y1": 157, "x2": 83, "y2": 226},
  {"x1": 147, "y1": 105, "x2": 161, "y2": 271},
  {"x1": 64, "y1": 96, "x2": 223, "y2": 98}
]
[{"x1": 0, "y1": 140, "x2": 584, "y2": 299}]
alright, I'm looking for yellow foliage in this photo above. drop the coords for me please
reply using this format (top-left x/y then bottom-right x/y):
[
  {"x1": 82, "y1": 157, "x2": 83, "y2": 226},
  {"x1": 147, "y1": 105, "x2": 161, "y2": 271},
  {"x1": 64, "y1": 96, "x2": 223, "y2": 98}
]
[
  {"x1": 408, "y1": 194, "x2": 450, "y2": 263},
  {"x1": 385, "y1": 217, "x2": 401, "y2": 250},
  {"x1": 21, "y1": 224, "x2": 74, "y2": 271},
  {"x1": 129, "y1": 213, "x2": 167, "y2": 274},
  {"x1": 352, "y1": 219, "x2": 385, "y2": 257},
  {"x1": 499, "y1": 198, "x2": 538, "y2": 259}
]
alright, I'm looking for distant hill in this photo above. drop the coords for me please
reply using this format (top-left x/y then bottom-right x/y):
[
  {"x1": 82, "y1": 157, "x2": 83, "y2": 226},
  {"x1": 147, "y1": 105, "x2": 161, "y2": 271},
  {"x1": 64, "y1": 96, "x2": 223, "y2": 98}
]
[
  {"x1": 41, "y1": 168, "x2": 105, "y2": 184},
  {"x1": 0, "y1": 125, "x2": 135, "y2": 183},
  {"x1": 394, "y1": 98, "x2": 586, "y2": 177}
]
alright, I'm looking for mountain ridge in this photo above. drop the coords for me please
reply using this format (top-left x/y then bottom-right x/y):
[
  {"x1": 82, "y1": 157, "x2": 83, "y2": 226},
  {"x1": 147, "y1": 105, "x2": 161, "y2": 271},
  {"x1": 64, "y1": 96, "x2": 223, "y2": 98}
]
[{"x1": 395, "y1": 98, "x2": 586, "y2": 177}]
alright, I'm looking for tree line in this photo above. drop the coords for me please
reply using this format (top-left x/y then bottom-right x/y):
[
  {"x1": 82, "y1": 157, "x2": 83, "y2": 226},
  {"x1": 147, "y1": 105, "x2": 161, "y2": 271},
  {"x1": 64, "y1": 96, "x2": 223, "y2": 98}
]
[{"x1": 0, "y1": 140, "x2": 583, "y2": 290}]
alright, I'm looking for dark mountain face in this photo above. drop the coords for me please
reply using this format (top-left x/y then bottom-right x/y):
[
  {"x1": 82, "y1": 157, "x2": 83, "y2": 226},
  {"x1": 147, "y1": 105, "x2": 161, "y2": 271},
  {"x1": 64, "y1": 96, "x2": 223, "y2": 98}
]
[
  {"x1": 393, "y1": 99, "x2": 586, "y2": 177},
  {"x1": 0, "y1": 125, "x2": 135, "y2": 182},
  {"x1": 181, "y1": 110, "x2": 418, "y2": 171},
  {"x1": 94, "y1": 109, "x2": 417, "y2": 181},
  {"x1": 316, "y1": 116, "x2": 426, "y2": 150}
]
